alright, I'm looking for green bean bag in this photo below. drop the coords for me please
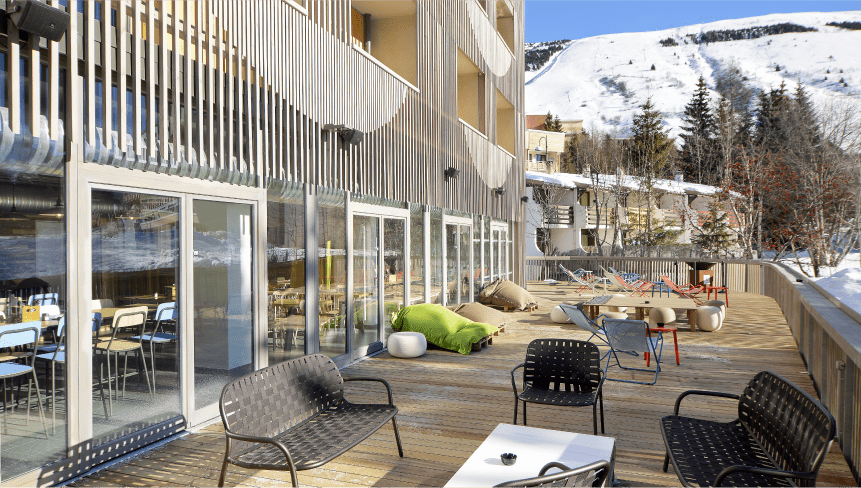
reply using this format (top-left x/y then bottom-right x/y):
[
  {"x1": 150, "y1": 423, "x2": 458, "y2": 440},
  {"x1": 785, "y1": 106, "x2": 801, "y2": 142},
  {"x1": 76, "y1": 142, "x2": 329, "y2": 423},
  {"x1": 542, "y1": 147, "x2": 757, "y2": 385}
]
[{"x1": 392, "y1": 304, "x2": 498, "y2": 355}]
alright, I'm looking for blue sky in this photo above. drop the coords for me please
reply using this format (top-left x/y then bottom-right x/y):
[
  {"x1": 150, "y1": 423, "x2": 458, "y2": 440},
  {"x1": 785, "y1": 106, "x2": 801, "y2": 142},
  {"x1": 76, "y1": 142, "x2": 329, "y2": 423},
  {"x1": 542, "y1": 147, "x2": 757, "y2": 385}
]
[{"x1": 525, "y1": 1, "x2": 861, "y2": 43}]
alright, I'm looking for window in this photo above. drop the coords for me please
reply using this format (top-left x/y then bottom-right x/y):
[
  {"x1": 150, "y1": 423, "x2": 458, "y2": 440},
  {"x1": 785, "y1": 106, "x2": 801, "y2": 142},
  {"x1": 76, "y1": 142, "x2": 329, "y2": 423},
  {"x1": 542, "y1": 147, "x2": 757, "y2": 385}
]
[
  {"x1": 496, "y1": 0, "x2": 515, "y2": 53},
  {"x1": 496, "y1": 89, "x2": 515, "y2": 154},
  {"x1": 457, "y1": 49, "x2": 486, "y2": 134},
  {"x1": 351, "y1": 1, "x2": 418, "y2": 86},
  {"x1": 267, "y1": 188, "x2": 305, "y2": 364}
]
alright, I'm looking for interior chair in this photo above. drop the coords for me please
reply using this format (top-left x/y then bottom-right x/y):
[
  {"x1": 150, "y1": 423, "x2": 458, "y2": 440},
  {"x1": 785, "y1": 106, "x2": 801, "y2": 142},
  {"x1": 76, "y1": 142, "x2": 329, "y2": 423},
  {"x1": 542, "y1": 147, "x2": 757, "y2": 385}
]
[
  {"x1": 511, "y1": 339, "x2": 605, "y2": 435},
  {"x1": 0, "y1": 321, "x2": 48, "y2": 437},
  {"x1": 94, "y1": 306, "x2": 151, "y2": 415},
  {"x1": 28, "y1": 293, "x2": 59, "y2": 306},
  {"x1": 494, "y1": 460, "x2": 612, "y2": 487},
  {"x1": 603, "y1": 318, "x2": 663, "y2": 385},
  {"x1": 130, "y1": 302, "x2": 177, "y2": 390}
]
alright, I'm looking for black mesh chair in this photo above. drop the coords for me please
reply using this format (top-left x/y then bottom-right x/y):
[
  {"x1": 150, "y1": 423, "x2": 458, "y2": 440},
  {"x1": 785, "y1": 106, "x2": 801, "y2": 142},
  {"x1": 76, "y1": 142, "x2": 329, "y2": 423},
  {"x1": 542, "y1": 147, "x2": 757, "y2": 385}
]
[
  {"x1": 511, "y1": 339, "x2": 605, "y2": 435},
  {"x1": 495, "y1": 460, "x2": 611, "y2": 487}
]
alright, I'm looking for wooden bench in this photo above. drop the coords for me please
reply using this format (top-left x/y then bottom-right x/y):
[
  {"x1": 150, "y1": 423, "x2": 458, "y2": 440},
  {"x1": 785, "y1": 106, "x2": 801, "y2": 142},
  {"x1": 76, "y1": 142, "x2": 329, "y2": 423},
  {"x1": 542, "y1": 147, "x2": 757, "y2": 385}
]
[
  {"x1": 218, "y1": 354, "x2": 403, "y2": 486},
  {"x1": 660, "y1": 370, "x2": 835, "y2": 487}
]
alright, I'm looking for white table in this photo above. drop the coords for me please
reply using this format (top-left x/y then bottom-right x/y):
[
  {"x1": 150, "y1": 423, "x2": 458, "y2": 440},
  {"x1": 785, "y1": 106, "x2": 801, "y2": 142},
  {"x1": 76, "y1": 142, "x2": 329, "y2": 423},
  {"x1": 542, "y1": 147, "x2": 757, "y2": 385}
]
[{"x1": 445, "y1": 423, "x2": 615, "y2": 487}]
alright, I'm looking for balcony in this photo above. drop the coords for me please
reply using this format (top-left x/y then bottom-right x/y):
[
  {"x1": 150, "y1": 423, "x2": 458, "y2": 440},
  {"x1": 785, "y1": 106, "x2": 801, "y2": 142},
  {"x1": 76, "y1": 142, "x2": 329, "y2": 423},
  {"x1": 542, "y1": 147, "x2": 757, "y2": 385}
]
[
  {"x1": 543, "y1": 204, "x2": 574, "y2": 226},
  {"x1": 526, "y1": 159, "x2": 558, "y2": 173},
  {"x1": 73, "y1": 273, "x2": 857, "y2": 486}
]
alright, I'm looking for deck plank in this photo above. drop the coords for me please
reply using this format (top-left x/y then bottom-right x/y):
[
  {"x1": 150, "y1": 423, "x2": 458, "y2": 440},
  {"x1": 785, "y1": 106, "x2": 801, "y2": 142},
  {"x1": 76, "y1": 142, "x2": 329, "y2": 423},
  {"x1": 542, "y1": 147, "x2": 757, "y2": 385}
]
[{"x1": 71, "y1": 286, "x2": 857, "y2": 487}]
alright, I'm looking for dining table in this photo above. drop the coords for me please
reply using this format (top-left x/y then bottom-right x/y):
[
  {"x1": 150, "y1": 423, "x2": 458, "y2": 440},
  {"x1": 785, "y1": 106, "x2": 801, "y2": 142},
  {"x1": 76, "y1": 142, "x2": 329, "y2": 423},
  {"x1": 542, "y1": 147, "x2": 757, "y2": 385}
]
[{"x1": 581, "y1": 295, "x2": 703, "y2": 331}]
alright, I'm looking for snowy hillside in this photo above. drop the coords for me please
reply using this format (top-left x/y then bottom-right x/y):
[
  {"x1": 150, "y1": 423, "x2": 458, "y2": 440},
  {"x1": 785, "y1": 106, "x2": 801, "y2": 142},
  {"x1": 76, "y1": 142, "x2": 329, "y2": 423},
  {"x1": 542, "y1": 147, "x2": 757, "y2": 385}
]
[{"x1": 526, "y1": 11, "x2": 861, "y2": 140}]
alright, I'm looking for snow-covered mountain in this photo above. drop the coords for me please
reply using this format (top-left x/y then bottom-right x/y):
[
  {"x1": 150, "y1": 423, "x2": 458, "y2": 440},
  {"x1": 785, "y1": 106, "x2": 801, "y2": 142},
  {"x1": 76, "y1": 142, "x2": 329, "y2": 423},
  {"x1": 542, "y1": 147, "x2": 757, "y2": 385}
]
[{"x1": 526, "y1": 11, "x2": 861, "y2": 140}]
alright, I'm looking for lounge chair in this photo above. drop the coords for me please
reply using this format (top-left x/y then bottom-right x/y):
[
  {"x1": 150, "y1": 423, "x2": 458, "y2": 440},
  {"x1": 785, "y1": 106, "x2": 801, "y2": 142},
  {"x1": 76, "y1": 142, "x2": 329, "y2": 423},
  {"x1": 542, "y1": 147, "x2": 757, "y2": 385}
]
[
  {"x1": 660, "y1": 275, "x2": 704, "y2": 304},
  {"x1": 609, "y1": 273, "x2": 654, "y2": 297},
  {"x1": 558, "y1": 265, "x2": 598, "y2": 295}
]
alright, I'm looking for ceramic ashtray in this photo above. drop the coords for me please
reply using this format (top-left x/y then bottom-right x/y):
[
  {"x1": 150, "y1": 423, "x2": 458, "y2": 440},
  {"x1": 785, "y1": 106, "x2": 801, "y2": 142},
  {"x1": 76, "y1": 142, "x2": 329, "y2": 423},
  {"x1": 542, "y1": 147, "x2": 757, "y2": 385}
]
[{"x1": 500, "y1": 453, "x2": 517, "y2": 466}]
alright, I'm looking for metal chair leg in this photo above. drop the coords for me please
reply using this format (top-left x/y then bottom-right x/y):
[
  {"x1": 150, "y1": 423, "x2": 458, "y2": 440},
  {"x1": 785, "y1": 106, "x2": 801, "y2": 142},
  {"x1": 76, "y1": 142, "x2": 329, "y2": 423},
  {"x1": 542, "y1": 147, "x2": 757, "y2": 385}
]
[
  {"x1": 391, "y1": 416, "x2": 405, "y2": 457},
  {"x1": 30, "y1": 369, "x2": 48, "y2": 438}
]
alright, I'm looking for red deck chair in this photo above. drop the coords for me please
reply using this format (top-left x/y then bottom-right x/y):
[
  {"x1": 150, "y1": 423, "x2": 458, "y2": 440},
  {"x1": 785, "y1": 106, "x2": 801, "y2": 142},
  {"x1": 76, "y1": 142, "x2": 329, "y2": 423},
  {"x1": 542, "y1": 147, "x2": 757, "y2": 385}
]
[
  {"x1": 610, "y1": 273, "x2": 654, "y2": 297},
  {"x1": 659, "y1": 275, "x2": 704, "y2": 304}
]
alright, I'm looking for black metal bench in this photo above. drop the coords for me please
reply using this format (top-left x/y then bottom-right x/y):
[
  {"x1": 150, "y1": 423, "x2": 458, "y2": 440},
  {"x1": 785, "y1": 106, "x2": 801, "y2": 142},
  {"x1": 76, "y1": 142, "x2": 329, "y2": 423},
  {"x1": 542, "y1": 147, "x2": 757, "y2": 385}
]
[
  {"x1": 218, "y1": 354, "x2": 403, "y2": 486},
  {"x1": 661, "y1": 370, "x2": 836, "y2": 487}
]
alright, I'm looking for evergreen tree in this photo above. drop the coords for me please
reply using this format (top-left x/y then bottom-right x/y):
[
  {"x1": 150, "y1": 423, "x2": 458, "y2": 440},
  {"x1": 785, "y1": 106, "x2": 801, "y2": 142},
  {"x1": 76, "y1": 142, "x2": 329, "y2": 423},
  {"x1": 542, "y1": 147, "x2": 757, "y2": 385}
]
[
  {"x1": 629, "y1": 97, "x2": 674, "y2": 175},
  {"x1": 543, "y1": 111, "x2": 563, "y2": 132},
  {"x1": 692, "y1": 203, "x2": 734, "y2": 256},
  {"x1": 679, "y1": 76, "x2": 717, "y2": 184},
  {"x1": 713, "y1": 94, "x2": 739, "y2": 180},
  {"x1": 560, "y1": 134, "x2": 580, "y2": 173},
  {"x1": 754, "y1": 82, "x2": 790, "y2": 152}
]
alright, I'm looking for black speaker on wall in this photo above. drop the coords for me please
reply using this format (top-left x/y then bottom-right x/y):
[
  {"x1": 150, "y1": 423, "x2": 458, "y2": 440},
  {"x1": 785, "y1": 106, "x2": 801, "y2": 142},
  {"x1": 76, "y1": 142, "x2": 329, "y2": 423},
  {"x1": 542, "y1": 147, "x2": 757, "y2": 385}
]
[
  {"x1": 9, "y1": 0, "x2": 71, "y2": 42},
  {"x1": 338, "y1": 128, "x2": 364, "y2": 146}
]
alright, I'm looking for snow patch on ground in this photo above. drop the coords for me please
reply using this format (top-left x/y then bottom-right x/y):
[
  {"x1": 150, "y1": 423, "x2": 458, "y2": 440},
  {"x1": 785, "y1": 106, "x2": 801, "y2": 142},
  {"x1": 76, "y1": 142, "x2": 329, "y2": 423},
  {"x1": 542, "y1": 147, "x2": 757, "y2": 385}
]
[{"x1": 812, "y1": 267, "x2": 861, "y2": 315}]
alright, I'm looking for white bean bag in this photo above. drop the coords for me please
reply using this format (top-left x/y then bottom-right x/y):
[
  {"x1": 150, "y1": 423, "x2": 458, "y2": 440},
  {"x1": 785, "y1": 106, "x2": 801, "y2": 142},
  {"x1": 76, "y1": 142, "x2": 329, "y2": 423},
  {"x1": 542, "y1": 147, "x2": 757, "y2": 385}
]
[
  {"x1": 648, "y1": 307, "x2": 676, "y2": 327},
  {"x1": 387, "y1": 331, "x2": 427, "y2": 358},
  {"x1": 704, "y1": 300, "x2": 726, "y2": 327},
  {"x1": 600, "y1": 311, "x2": 629, "y2": 327},
  {"x1": 550, "y1": 305, "x2": 572, "y2": 324},
  {"x1": 697, "y1": 306, "x2": 722, "y2": 332}
]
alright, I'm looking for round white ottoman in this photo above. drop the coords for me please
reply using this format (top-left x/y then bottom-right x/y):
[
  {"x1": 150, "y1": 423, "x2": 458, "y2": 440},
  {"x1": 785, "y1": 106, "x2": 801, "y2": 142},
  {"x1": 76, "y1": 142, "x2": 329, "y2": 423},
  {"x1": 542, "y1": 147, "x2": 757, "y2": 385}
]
[
  {"x1": 697, "y1": 306, "x2": 722, "y2": 332},
  {"x1": 387, "y1": 331, "x2": 427, "y2": 358},
  {"x1": 600, "y1": 311, "x2": 628, "y2": 327},
  {"x1": 704, "y1": 300, "x2": 726, "y2": 327},
  {"x1": 649, "y1": 307, "x2": 676, "y2": 327},
  {"x1": 550, "y1": 305, "x2": 572, "y2": 324},
  {"x1": 607, "y1": 294, "x2": 628, "y2": 313}
]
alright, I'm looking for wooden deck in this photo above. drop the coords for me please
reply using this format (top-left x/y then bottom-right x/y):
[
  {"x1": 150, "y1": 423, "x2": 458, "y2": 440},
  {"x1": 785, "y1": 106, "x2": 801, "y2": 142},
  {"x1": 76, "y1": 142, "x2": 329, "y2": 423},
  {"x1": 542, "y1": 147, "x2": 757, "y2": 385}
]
[{"x1": 71, "y1": 284, "x2": 856, "y2": 487}]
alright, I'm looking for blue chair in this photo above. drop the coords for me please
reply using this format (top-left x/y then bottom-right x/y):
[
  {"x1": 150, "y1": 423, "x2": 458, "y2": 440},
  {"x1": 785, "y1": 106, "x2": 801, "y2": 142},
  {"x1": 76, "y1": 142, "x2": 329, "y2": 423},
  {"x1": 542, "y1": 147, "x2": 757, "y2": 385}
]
[
  {"x1": 27, "y1": 293, "x2": 58, "y2": 306},
  {"x1": 0, "y1": 321, "x2": 48, "y2": 437},
  {"x1": 559, "y1": 304, "x2": 638, "y2": 362},
  {"x1": 603, "y1": 318, "x2": 663, "y2": 385},
  {"x1": 36, "y1": 313, "x2": 106, "y2": 431},
  {"x1": 131, "y1": 302, "x2": 177, "y2": 390}
]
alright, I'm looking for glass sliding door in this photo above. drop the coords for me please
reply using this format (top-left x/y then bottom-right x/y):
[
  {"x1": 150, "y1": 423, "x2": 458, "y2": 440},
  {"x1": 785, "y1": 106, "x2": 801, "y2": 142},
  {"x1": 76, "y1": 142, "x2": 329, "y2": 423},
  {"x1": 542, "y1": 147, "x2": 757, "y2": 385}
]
[
  {"x1": 459, "y1": 226, "x2": 471, "y2": 303},
  {"x1": 191, "y1": 200, "x2": 254, "y2": 414},
  {"x1": 445, "y1": 224, "x2": 458, "y2": 305},
  {"x1": 443, "y1": 216, "x2": 474, "y2": 305},
  {"x1": 352, "y1": 215, "x2": 379, "y2": 351},
  {"x1": 90, "y1": 190, "x2": 181, "y2": 445},
  {"x1": 318, "y1": 200, "x2": 347, "y2": 359},
  {"x1": 383, "y1": 218, "x2": 405, "y2": 337}
]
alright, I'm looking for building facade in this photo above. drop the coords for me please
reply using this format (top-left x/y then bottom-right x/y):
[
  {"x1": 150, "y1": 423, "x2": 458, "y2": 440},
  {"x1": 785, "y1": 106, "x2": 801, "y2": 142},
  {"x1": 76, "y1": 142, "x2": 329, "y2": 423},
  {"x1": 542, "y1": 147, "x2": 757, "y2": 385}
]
[
  {"x1": 525, "y1": 171, "x2": 740, "y2": 255},
  {"x1": 0, "y1": 0, "x2": 525, "y2": 484}
]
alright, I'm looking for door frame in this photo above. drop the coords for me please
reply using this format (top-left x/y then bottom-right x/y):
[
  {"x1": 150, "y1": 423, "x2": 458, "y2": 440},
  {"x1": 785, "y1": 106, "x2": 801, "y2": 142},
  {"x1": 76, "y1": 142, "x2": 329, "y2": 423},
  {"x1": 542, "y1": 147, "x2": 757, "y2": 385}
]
[
  {"x1": 349, "y1": 203, "x2": 409, "y2": 363},
  {"x1": 73, "y1": 163, "x2": 266, "y2": 442},
  {"x1": 184, "y1": 195, "x2": 260, "y2": 426},
  {"x1": 442, "y1": 215, "x2": 474, "y2": 306}
]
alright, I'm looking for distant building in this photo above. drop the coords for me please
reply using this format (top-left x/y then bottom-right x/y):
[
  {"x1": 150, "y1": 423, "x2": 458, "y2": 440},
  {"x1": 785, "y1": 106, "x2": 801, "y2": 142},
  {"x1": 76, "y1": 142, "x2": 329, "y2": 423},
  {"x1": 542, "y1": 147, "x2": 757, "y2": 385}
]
[
  {"x1": 526, "y1": 129, "x2": 566, "y2": 173},
  {"x1": 524, "y1": 171, "x2": 743, "y2": 255}
]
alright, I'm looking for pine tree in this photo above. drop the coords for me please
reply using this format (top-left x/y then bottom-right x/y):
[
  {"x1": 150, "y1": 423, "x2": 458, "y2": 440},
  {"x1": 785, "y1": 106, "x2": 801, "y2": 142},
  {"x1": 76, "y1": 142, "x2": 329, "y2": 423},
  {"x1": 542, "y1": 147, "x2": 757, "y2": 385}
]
[
  {"x1": 679, "y1": 76, "x2": 717, "y2": 184},
  {"x1": 754, "y1": 82, "x2": 790, "y2": 152},
  {"x1": 628, "y1": 98, "x2": 675, "y2": 247},
  {"x1": 629, "y1": 98, "x2": 674, "y2": 175},
  {"x1": 543, "y1": 111, "x2": 563, "y2": 132},
  {"x1": 692, "y1": 203, "x2": 733, "y2": 256}
]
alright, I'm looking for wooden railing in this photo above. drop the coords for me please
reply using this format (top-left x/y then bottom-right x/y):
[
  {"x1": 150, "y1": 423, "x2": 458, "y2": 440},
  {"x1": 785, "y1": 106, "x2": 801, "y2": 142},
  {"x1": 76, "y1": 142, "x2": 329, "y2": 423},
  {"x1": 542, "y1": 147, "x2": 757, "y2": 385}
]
[
  {"x1": 525, "y1": 254, "x2": 861, "y2": 484},
  {"x1": 762, "y1": 263, "x2": 861, "y2": 485},
  {"x1": 525, "y1": 255, "x2": 762, "y2": 292},
  {"x1": 544, "y1": 205, "x2": 574, "y2": 225}
]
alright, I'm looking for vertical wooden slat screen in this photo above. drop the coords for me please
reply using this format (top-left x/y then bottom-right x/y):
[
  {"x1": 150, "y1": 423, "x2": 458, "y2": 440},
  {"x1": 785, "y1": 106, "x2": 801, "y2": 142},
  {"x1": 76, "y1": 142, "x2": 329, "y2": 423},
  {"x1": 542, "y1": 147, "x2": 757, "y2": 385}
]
[
  {"x1": 2, "y1": 0, "x2": 525, "y2": 220},
  {"x1": 117, "y1": 0, "x2": 128, "y2": 159}
]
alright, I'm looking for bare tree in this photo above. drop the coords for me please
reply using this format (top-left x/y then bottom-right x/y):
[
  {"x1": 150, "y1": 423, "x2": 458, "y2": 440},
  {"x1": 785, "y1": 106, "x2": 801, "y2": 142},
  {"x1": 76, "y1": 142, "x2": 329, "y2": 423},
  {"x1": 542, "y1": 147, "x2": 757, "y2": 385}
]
[{"x1": 527, "y1": 181, "x2": 569, "y2": 256}]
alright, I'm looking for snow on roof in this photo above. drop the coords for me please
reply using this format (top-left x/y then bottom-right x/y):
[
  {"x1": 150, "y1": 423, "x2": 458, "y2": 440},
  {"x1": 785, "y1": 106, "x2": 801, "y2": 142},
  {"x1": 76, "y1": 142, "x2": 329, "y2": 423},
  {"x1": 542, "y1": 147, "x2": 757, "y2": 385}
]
[{"x1": 526, "y1": 171, "x2": 726, "y2": 196}]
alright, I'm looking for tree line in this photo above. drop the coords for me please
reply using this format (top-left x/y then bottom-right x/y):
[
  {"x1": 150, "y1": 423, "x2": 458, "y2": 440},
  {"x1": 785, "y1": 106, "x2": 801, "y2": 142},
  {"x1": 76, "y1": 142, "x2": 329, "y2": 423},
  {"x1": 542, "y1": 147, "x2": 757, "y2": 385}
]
[{"x1": 549, "y1": 77, "x2": 860, "y2": 275}]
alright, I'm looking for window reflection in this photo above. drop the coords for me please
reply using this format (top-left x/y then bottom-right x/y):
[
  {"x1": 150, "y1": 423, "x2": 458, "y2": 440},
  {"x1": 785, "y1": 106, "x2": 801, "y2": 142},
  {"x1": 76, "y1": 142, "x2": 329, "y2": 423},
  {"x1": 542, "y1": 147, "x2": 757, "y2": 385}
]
[
  {"x1": 0, "y1": 176, "x2": 67, "y2": 480},
  {"x1": 267, "y1": 194, "x2": 305, "y2": 364},
  {"x1": 318, "y1": 194, "x2": 346, "y2": 358},
  {"x1": 90, "y1": 190, "x2": 180, "y2": 445},
  {"x1": 409, "y1": 205, "x2": 424, "y2": 305}
]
